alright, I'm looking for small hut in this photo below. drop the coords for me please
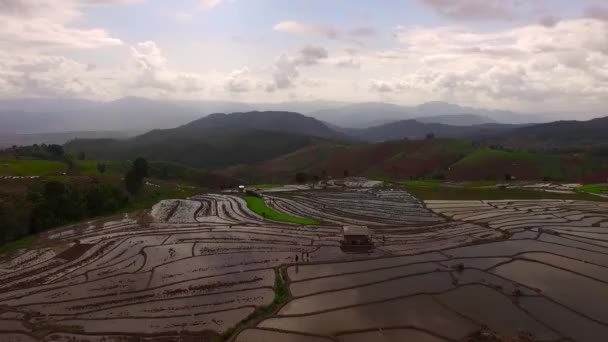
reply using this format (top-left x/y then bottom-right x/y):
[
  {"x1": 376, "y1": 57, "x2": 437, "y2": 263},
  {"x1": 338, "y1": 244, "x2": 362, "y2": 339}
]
[{"x1": 342, "y1": 226, "x2": 371, "y2": 246}]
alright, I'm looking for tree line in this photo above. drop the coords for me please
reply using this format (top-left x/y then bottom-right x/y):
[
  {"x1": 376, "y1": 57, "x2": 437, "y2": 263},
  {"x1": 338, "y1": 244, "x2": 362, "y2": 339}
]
[{"x1": 0, "y1": 157, "x2": 150, "y2": 246}]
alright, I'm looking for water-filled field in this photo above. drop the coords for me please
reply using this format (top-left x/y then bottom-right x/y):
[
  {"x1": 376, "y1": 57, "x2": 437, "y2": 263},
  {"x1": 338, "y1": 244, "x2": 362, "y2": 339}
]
[{"x1": 1, "y1": 187, "x2": 607, "y2": 341}]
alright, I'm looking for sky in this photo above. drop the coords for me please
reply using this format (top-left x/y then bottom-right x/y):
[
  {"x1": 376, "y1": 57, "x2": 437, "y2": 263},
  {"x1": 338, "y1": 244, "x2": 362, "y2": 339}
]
[{"x1": 1, "y1": 0, "x2": 608, "y2": 113}]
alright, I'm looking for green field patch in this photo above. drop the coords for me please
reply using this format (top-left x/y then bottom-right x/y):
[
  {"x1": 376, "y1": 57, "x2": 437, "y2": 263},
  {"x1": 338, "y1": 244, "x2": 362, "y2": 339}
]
[
  {"x1": 0, "y1": 236, "x2": 34, "y2": 255},
  {"x1": 403, "y1": 180, "x2": 441, "y2": 188},
  {"x1": 249, "y1": 184, "x2": 281, "y2": 189},
  {"x1": 577, "y1": 184, "x2": 608, "y2": 194},
  {"x1": 407, "y1": 185, "x2": 606, "y2": 202},
  {"x1": 0, "y1": 159, "x2": 67, "y2": 176},
  {"x1": 244, "y1": 195, "x2": 319, "y2": 225}
]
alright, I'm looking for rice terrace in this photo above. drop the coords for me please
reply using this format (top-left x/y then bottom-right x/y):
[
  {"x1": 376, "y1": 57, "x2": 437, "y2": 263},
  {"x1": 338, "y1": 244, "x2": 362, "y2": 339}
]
[{"x1": 0, "y1": 178, "x2": 607, "y2": 342}]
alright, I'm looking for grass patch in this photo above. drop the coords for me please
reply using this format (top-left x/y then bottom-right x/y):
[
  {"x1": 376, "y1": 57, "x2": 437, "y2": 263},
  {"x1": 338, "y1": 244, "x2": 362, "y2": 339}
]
[
  {"x1": 249, "y1": 184, "x2": 281, "y2": 189},
  {"x1": 244, "y1": 195, "x2": 319, "y2": 225},
  {"x1": 0, "y1": 236, "x2": 35, "y2": 255},
  {"x1": 406, "y1": 184, "x2": 607, "y2": 201},
  {"x1": 125, "y1": 183, "x2": 201, "y2": 211},
  {"x1": 577, "y1": 184, "x2": 608, "y2": 194},
  {"x1": 0, "y1": 159, "x2": 67, "y2": 176},
  {"x1": 402, "y1": 180, "x2": 441, "y2": 188},
  {"x1": 217, "y1": 268, "x2": 289, "y2": 341},
  {"x1": 461, "y1": 180, "x2": 498, "y2": 188}
]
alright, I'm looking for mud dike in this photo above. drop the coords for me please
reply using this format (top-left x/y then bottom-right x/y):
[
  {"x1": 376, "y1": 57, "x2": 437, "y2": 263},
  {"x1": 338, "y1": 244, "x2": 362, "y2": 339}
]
[{"x1": 0, "y1": 191, "x2": 607, "y2": 341}]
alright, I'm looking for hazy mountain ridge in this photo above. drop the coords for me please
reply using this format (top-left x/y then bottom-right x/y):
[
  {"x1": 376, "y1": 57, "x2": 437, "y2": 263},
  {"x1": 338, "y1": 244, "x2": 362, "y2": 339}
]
[
  {"x1": 64, "y1": 111, "x2": 344, "y2": 169},
  {"x1": 0, "y1": 97, "x2": 570, "y2": 135},
  {"x1": 310, "y1": 101, "x2": 549, "y2": 128},
  {"x1": 350, "y1": 120, "x2": 521, "y2": 142}
]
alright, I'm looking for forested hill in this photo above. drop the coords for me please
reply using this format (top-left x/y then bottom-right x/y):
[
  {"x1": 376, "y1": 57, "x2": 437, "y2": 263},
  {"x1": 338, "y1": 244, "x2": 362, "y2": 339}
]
[
  {"x1": 65, "y1": 111, "x2": 344, "y2": 169},
  {"x1": 486, "y1": 116, "x2": 608, "y2": 150}
]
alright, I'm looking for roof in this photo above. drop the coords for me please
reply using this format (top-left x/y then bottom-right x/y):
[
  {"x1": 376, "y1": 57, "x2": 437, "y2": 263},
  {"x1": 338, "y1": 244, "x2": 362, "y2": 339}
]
[{"x1": 342, "y1": 225, "x2": 370, "y2": 236}]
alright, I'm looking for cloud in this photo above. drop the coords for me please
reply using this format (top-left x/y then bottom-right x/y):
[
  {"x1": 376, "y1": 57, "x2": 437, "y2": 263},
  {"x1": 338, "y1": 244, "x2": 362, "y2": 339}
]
[
  {"x1": 200, "y1": 0, "x2": 222, "y2": 9},
  {"x1": 0, "y1": 0, "x2": 127, "y2": 50},
  {"x1": 419, "y1": 0, "x2": 532, "y2": 21},
  {"x1": 295, "y1": 46, "x2": 329, "y2": 65},
  {"x1": 273, "y1": 20, "x2": 375, "y2": 40},
  {"x1": 273, "y1": 21, "x2": 339, "y2": 39},
  {"x1": 271, "y1": 53, "x2": 299, "y2": 90},
  {"x1": 224, "y1": 67, "x2": 253, "y2": 93},
  {"x1": 539, "y1": 15, "x2": 561, "y2": 28},
  {"x1": 129, "y1": 41, "x2": 204, "y2": 93},
  {"x1": 335, "y1": 57, "x2": 360, "y2": 68},
  {"x1": 0, "y1": 53, "x2": 98, "y2": 98},
  {"x1": 269, "y1": 45, "x2": 328, "y2": 90},
  {"x1": 369, "y1": 18, "x2": 608, "y2": 110},
  {"x1": 585, "y1": 6, "x2": 608, "y2": 21},
  {"x1": 348, "y1": 26, "x2": 376, "y2": 37},
  {"x1": 370, "y1": 79, "x2": 406, "y2": 93}
]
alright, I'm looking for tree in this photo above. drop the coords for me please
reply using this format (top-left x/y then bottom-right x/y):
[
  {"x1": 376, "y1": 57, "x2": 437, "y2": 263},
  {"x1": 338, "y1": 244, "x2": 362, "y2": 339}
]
[
  {"x1": 77, "y1": 151, "x2": 86, "y2": 160},
  {"x1": 96, "y1": 163, "x2": 107, "y2": 174},
  {"x1": 295, "y1": 172, "x2": 309, "y2": 184},
  {"x1": 343, "y1": 169, "x2": 349, "y2": 178},
  {"x1": 47, "y1": 144, "x2": 64, "y2": 158},
  {"x1": 133, "y1": 157, "x2": 149, "y2": 178},
  {"x1": 125, "y1": 157, "x2": 149, "y2": 195},
  {"x1": 425, "y1": 133, "x2": 435, "y2": 140}
]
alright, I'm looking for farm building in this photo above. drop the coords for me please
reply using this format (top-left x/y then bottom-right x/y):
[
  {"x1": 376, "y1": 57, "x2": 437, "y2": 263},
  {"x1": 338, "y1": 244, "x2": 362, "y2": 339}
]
[{"x1": 342, "y1": 225, "x2": 371, "y2": 246}]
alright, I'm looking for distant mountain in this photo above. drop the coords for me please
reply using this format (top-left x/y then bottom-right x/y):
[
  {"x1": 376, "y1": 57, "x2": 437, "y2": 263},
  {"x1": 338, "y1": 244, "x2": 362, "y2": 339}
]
[
  {"x1": 349, "y1": 119, "x2": 520, "y2": 142},
  {"x1": 0, "y1": 98, "x2": 350, "y2": 134},
  {"x1": 308, "y1": 101, "x2": 547, "y2": 128},
  {"x1": 310, "y1": 102, "x2": 412, "y2": 129},
  {"x1": 0, "y1": 131, "x2": 139, "y2": 148},
  {"x1": 65, "y1": 111, "x2": 343, "y2": 169},
  {"x1": 415, "y1": 114, "x2": 496, "y2": 126},
  {"x1": 487, "y1": 116, "x2": 608, "y2": 150},
  {"x1": 0, "y1": 97, "x2": 204, "y2": 134},
  {"x1": 0, "y1": 98, "x2": 99, "y2": 113}
]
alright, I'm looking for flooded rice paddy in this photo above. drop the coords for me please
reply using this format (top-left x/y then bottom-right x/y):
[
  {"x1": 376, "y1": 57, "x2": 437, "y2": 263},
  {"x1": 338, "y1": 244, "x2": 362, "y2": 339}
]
[{"x1": 0, "y1": 188, "x2": 607, "y2": 341}]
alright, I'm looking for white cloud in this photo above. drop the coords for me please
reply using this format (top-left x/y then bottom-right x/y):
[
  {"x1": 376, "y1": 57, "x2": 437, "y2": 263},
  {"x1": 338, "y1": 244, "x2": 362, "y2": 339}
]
[
  {"x1": 270, "y1": 45, "x2": 328, "y2": 90},
  {"x1": 273, "y1": 21, "x2": 339, "y2": 39},
  {"x1": 273, "y1": 20, "x2": 375, "y2": 40},
  {"x1": 419, "y1": 0, "x2": 529, "y2": 21},
  {"x1": 199, "y1": 0, "x2": 224, "y2": 10},
  {"x1": 129, "y1": 41, "x2": 204, "y2": 93},
  {"x1": 335, "y1": 57, "x2": 361, "y2": 68},
  {"x1": 272, "y1": 53, "x2": 299, "y2": 90},
  {"x1": 0, "y1": 0, "x2": 128, "y2": 50},
  {"x1": 224, "y1": 67, "x2": 253, "y2": 92},
  {"x1": 0, "y1": 52, "x2": 111, "y2": 98},
  {"x1": 369, "y1": 18, "x2": 608, "y2": 111}
]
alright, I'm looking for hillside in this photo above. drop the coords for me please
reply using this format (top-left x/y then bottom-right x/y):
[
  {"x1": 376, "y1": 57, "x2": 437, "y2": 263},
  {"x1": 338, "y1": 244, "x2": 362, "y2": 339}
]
[
  {"x1": 65, "y1": 111, "x2": 343, "y2": 169},
  {"x1": 414, "y1": 114, "x2": 496, "y2": 126},
  {"x1": 223, "y1": 138, "x2": 608, "y2": 183},
  {"x1": 488, "y1": 116, "x2": 608, "y2": 150},
  {"x1": 350, "y1": 120, "x2": 519, "y2": 142}
]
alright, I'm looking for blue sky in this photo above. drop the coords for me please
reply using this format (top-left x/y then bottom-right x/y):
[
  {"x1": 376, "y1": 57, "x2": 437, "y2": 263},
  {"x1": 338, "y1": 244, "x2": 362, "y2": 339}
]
[{"x1": 1, "y1": 0, "x2": 607, "y2": 114}]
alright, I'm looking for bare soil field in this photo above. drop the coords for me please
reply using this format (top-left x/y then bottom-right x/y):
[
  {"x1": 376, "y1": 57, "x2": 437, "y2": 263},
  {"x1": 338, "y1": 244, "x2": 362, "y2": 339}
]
[{"x1": 0, "y1": 186, "x2": 607, "y2": 341}]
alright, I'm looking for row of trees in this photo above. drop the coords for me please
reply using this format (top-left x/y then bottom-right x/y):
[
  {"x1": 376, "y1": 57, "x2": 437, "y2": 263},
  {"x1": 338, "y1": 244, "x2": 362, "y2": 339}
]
[
  {"x1": 0, "y1": 180, "x2": 129, "y2": 244},
  {"x1": 0, "y1": 157, "x2": 150, "y2": 245}
]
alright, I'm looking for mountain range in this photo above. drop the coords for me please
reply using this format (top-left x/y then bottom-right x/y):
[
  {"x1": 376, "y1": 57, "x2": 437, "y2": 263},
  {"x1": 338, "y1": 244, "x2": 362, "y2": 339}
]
[
  {"x1": 58, "y1": 109, "x2": 608, "y2": 173},
  {"x1": 0, "y1": 97, "x2": 581, "y2": 137}
]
